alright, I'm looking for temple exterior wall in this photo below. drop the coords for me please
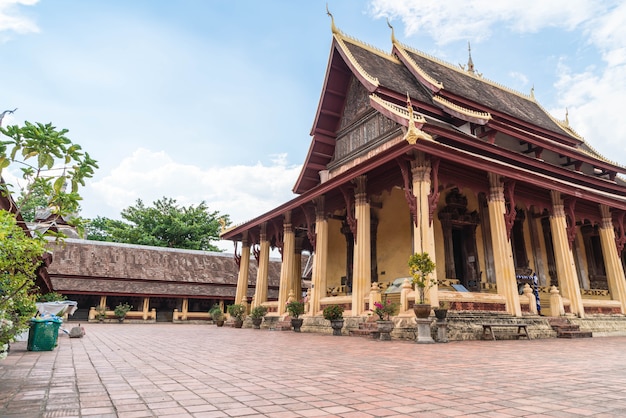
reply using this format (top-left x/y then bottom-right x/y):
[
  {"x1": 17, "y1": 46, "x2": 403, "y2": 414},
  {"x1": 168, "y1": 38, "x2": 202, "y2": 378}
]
[{"x1": 375, "y1": 187, "x2": 412, "y2": 284}]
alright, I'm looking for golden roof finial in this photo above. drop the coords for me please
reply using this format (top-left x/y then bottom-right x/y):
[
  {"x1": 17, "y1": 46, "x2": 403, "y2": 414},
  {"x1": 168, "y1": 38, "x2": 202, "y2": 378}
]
[
  {"x1": 219, "y1": 217, "x2": 226, "y2": 233},
  {"x1": 387, "y1": 18, "x2": 397, "y2": 44},
  {"x1": 467, "y1": 41, "x2": 475, "y2": 74},
  {"x1": 565, "y1": 107, "x2": 570, "y2": 126},
  {"x1": 326, "y1": 3, "x2": 339, "y2": 34},
  {"x1": 530, "y1": 85, "x2": 535, "y2": 99}
]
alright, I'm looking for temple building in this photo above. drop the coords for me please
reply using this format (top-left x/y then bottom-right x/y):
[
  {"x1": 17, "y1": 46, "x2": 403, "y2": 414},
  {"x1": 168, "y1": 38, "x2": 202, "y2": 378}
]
[{"x1": 221, "y1": 18, "x2": 626, "y2": 335}]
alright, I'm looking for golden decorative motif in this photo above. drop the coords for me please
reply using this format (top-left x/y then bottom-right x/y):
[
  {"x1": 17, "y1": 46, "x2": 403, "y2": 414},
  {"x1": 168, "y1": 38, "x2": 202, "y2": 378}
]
[
  {"x1": 334, "y1": 36, "x2": 380, "y2": 88},
  {"x1": 394, "y1": 43, "x2": 443, "y2": 92},
  {"x1": 397, "y1": 42, "x2": 534, "y2": 101},
  {"x1": 432, "y1": 95, "x2": 491, "y2": 121}
]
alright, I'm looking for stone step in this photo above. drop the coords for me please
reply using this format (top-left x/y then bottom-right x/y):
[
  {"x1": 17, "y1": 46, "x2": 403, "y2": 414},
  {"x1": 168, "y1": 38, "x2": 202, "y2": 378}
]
[
  {"x1": 557, "y1": 330, "x2": 593, "y2": 339},
  {"x1": 349, "y1": 329, "x2": 375, "y2": 338}
]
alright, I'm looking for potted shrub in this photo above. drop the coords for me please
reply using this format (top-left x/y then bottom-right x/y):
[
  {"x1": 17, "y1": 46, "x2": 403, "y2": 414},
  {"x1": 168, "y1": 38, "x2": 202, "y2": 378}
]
[
  {"x1": 372, "y1": 297, "x2": 399, "y2": 341},
  {"x1": 286, "y1": 300, "x2": 305, "y2": 332},
  {"x1": 227, "y1": 304, "x2": 246, "y2": 328},
  {"x1": 408, "y1": 252, "x2": 436, "y2": 318},
  {"x1": 323, "y1": 304, "x2": 344, "y2": 336},
  {"x1": 114, "y1": 302, "x2": 132, "y2": 322},
  {"x1": 434, "y1": 300, "x2": 448, "y2": 321},
  {"x1": 249, "y1": 305, "x2": 268, "y2": 329},
  {"x1": 209, "y1": 305, "x2": 225, "y2": 326},
  {"x1": 95, "y1": 306, "x2": 107, "y2": 323}
]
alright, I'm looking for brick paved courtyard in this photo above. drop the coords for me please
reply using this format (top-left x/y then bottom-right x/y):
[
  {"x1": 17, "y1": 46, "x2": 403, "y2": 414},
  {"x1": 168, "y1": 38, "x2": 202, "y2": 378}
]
[{"x1": 1, "y1": 323, "x2": 626, "y2": 417}]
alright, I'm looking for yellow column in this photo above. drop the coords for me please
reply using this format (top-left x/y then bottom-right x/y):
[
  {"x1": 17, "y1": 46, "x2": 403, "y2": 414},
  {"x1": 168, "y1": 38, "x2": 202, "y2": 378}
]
[
  {"x1": 599, "y1": 205, "x2": 626, "y2": 314},
  {"x1": 292, "y1": 237, "x2": 304, "y2": 302},
  {"x1": 310, "y1": 197, "x2": 328, "y2": 316},
  {"x1": 352, "y1": 175, "x2": 371, "y2": 316},
  {"x1": 549, "y1": 191, "x2": 584, "y2": 317},
  {"x1": 142, "y1": 297, "x2": 149, "y2": 320},
  {"x1": 411, "y1": 153, "x2": 438, "y2": 306},
  {"x1": 278, "y1": 211, "x2": 295, "y2": 316},
  {"x1": 99, "y1": 295, "x2": 107, "y2": 309},
  {"x1": 487, "y1": 173, "x2": 521, "y2": 316},
  {"x1": 253, "y1": 223, "x2": 270, "y2": 307},
  {"x1": 235, "y1": 233, "x2": 251, "y2": 307},
  {"x1": 181, "y1": 298, "x2": 188, "y2": 320}
]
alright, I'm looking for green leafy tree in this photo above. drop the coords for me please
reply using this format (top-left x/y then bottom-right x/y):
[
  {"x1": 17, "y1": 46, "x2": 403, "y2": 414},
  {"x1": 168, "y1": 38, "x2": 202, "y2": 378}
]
[
  {"x1": 0, "y1": 121, "x2": 98, "y2": 235},
  {"x1": 0, "y1": 120, "x2": 97, "y2": 357},
  {"x1": 87, "y1": 197, "x2": 229, "y2": 251}
]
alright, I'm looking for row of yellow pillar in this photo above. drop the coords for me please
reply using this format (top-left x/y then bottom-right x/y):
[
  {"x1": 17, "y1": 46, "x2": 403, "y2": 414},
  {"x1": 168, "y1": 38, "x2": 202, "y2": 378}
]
[{"x1": 233, "y1": 154, "x2": 626, "y2": 318}]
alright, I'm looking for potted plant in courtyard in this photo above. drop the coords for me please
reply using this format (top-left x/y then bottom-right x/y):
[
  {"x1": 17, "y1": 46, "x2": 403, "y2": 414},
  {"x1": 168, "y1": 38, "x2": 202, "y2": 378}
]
[
  {"x1": 434, "y1": 300, "x2": 449, "y2": 321},
  {"x1": 372, "y1": 297, "x2": 399, "y2": 341},
  {"x1": 286, "y1": 300, "x2": 305, "y2": 332},
  {"x1": 95, "y1": 306, "x2": 107, "y2": 322},
  {"x1": 227, "y1": 304, "x2": 246, "y2": 328},
  {"x1": 408, "y1": 252, "x2": 436, "y2": 318},
  {"x1": 210, "y1": 305, "x2": 225, "y2": 327},
  {"x1": 249, "y1": 305, "x2": 268, "y2": 329},
  {"x1": 114, "y1": 302, "x2": 132, "y2": 322},
  {"x1": 323, "y1": 304, "x2": 344, "y2": 336}
]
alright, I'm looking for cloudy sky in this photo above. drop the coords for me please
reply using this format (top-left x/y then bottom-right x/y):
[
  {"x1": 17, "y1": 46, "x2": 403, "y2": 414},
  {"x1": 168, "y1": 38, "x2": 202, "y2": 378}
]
[{"x1": 1, "y1": 0, "x2": 625, "y2": 251}]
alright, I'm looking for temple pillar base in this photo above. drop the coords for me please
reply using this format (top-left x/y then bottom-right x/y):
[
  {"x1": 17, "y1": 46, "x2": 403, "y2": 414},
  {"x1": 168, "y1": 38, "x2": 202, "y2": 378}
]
[{"x1": 415, "y1": 318, "x2": 435, "y2": 344}]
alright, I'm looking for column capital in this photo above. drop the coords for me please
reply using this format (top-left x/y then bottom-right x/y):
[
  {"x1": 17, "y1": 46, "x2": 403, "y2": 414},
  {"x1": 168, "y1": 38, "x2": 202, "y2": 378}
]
[
  {"x1": 353, "y1": 175, "x2": 368, "y2": 205},
  {"x1": 600, "y1": 204, "x2": 613, "y2": 229},
  {"x1": 488, "y1": 173, "x2": 504, "y2": 202},
  {"x1": 410, "y1": 152, "x2": 431, "y2": 182},
  {"x1": 550, "y1": 191, "x2": 565, "y2": 217},
  {"x1": 260, "y1": 222, "x2": 267, "y2": 242},
  {"x1": 283, "y1": 210, "x2": 293, "y2": 234},
  {"x1": 314, "y1": 196, "x2": 326, "y2": 221}
]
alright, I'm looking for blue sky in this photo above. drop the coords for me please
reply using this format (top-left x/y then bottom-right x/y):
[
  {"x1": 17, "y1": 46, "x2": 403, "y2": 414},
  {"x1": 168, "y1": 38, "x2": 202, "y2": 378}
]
[{"x1": 1, "y1": 0, "x2": 626, "y2": 249}]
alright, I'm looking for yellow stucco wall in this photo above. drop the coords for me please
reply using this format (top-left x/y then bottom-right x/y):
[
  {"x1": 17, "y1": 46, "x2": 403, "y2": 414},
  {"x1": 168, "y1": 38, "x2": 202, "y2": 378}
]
[
  {"x1": 375, "y1": 187, "x2": 412, "y2": 285},
  {"x1": 326, "y1": 217, "x2": 347, "y2": 290}
]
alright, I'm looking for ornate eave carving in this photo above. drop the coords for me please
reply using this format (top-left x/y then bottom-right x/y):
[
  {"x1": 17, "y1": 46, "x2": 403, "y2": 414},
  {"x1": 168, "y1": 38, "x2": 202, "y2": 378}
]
[
  {"x1": 564, "y1": 198, "x2": 578, "y2": 250},
  {"x1": 504, "y1": 180, "x2": 517, "y2": 241},
  {"x1": 433, "y1": 95, "x2": 492, "y2": 125},
  {"x1": 396, "y1": 156, "x2": 418, "y2": 228}
]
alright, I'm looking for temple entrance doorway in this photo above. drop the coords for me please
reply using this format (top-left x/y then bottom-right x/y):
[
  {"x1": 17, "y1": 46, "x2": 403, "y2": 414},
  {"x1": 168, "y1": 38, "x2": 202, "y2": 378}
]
[
  {"x1": 451, "y1": 225, "x2": 481, "y2": 291},
  {"x1": 439, "y1": 189, "x2": 481, "y2": 292}
]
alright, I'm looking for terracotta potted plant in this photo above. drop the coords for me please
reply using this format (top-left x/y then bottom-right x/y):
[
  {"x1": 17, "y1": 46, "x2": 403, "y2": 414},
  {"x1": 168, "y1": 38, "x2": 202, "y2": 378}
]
[
  {"x1": 210, "y1": 305, "x2": 225, "y2": 327},
  {"x1": 249, "y1": 305, "x2": 267, "y2": 329},
  {"x1": 323, "y1": 304, "x2": 344, "y2": 336},
  {"x1": 286, "y1": 300, "x2": 305, "y2": 332},
  {"x1": 227, "y1": 304, "x2": 246, "y2": 328},
  {"x1": 372, "y1": 297, "x2": 398, "y2": 340},
  {"x1": 408, "y1": 252, "x2": 436, "y2": 318}
]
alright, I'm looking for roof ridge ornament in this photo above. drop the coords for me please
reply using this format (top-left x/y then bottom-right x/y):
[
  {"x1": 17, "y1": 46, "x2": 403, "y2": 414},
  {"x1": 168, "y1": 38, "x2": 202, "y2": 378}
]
[
  {"x1": 326, "y1": 4, "x2": 339, "y2": 35},
  {"x1": 387, "y1": 18, "x2": 397, "y2": 44},
  {"x1": 459, "y1": 41, "x2": 482, "y2": 77},
  {"x1": 403, "y1": 93, "x2": 433, "y2": 144}
]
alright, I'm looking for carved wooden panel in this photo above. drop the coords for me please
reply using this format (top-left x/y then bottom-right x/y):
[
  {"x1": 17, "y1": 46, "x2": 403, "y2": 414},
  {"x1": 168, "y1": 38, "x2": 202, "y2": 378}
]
[
  {"x1": 333, "y1": 113, "x2": 399, "y2": 162},
  {"x1": 339, "y1": 77, "x2": 370, "y2": 130}
]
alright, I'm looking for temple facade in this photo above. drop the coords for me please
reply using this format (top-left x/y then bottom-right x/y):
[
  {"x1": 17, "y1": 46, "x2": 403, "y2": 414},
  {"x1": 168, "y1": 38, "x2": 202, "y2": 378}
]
[{"x1": 221, "y1": 21, "x2": 626, "y2": 331}]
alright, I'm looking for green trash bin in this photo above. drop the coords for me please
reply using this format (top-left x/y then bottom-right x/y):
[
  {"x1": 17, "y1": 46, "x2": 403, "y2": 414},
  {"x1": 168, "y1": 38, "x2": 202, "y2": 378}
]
[{"x1": 27, "y1": 316, "x2": 63, "y2": 351}]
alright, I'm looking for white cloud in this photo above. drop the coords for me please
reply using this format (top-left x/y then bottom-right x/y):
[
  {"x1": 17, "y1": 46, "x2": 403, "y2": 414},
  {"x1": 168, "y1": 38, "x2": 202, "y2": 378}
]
[
  {"x1": 87, "y1": 148, "x2": 302, "y2": 226},
  {"x1": 368, "y1": 0, "x2": 608, "y2": 45},
  {"x1": 0, "y1": 0, "x2": 39, "y2": 36},
  {"x1": 549, "y1": 4, "x2": 626, "y2": 165}
]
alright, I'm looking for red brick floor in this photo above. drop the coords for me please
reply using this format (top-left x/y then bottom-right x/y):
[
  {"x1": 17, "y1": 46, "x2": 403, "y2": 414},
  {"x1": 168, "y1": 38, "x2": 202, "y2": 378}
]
[{"x1": 2, "y1": 323, "x2": 626, "y2": 417}]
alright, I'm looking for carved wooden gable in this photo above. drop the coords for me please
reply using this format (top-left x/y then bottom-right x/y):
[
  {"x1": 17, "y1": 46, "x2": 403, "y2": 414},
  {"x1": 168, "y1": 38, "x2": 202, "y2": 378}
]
[{"x1": 332, "y1": 76, "x2": 400, "y2": 165}]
